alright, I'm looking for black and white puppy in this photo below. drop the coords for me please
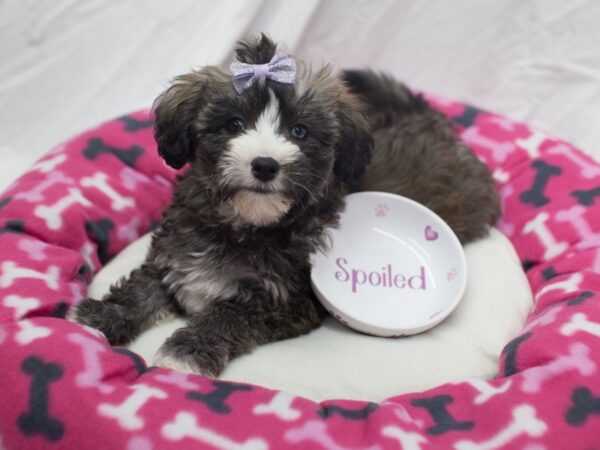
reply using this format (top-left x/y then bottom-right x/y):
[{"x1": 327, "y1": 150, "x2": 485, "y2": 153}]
[{"x1": 70, "y1": 35, "x2": 499, "y2": 375}]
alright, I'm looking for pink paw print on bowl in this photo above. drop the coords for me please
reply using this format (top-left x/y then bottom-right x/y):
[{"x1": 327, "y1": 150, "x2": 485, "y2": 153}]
[
  {"x1": 374, "y1": 204, "x2": 390, "y2": 217},
  {"x1": 447, "y1": 268, "x2": 458, "y2": 281}
]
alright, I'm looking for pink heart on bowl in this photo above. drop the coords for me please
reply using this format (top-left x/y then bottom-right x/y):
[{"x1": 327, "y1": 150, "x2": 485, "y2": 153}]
[{"x1": 425, "y1": 225, "x2": 439, "y2": 241}]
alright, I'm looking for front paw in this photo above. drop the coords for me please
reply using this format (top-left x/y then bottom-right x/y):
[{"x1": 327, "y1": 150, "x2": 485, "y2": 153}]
[
  {"x1": 67, "y1": 298, "x2": 130, "y2": 345},
  {"x1": 153, "y1": 334, "x2": 226, "y2": 377}
]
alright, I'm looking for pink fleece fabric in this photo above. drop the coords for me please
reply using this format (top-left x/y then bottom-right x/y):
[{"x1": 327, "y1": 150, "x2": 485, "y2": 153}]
[{"x1": 0, "y1": 98, "x2": 598, "y2": 449}]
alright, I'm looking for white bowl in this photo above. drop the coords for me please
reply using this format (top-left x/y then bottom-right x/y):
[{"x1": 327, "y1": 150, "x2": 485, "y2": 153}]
[{"x1": 310, "y1": 192, "x2": 467, "y2": 337}]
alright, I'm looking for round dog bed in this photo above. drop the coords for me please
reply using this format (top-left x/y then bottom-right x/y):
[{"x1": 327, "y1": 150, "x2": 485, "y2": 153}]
[
  {"x1": 89, "y1": 226, "x2": 533, "y2": 403},
  {"x1": 0, "y1": 97, "x2": 598, "y2": 448}
]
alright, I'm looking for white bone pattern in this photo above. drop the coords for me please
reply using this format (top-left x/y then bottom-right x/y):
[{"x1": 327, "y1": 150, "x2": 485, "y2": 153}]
[
  {"x1": 15, "y1": 320, "x2": 52, "y2": 345},
  {"x1": 162, "y1": 411, "x2": 268, "y2": 450},
  {"x1": 253, "y1": 392, "x2": 302, "y2": 421},
  {"x1": 555, "y1": 205, "x2": 600, "y2": 250},
  {"x1": 516, "y1": 130, "x2": 548, "y2": 159},
  {"x1": 454, "y1": 405, "x2": 547, "y2": 450},
  {"x1": 522, "y1": 307, "x2": 562, "y2": 333},
  {"x1": 488, "y1": 116, "x2": 517, "y2": 132},
  {"x1": 521, "y1": 343, "x2": 595, "y2": 393},
  {"x1": 81, "y1": 172, "x2": 135, "y2": 211},
  {"x1": 34, "y1": 188, "x2": 92, "y2": 230},
  {"x1": 382, "y1": 425, "x2": 428, "y2": 450},
  {"x1": 118, "y1": 217, "x2": 141, "y2": 242},
  {"x1": 561, "y1": 313, "x2": 600, "y2": 338},
  {"x1": 154, "y1": 371, "x2": 201, "y2": 390},
  {"x1": 534, "y1": 273, "x2": 582, "y2": 302},
  {"x1": 462, "y1": 127, "x2": 516, "y2": 163},
  {"x1": 0, "y1": 262, "x2": 60, "y2": 290},
  {"x1": 452, "y1": 378, "x2": 513, "y2": 405},
  {"x1": 523, "y1": 212, "x2": 568, "y2": 261},
  {"x1": 98, "y1": 384, "x2": 167, "y2": 430},
  {"x1": 15, "y1": 171, "x2": 74, "y2": 202},
  {"x1": 547, "y1": 144, "x2": 600, "y2": 178},
  {"x1": 18, "y1": 239, "x2": 49, "y2": 261},
  {"x1": 120, "y1": 167, "x2": 151, "y2": 191},
  {"x1": 68, "y1": 333, "x2": 115, "y2": 394},
  {"x1": 32, "y1": 154, "x2": 66, "y2": 173},
  {"x1": 492, "y1": 168, "x2": 510, "y2": 183},
  {"x1": 286, "y1": 420, "x2": 380, "y2": 450},
  {"x1": 496, "y1": 184, "x2": 515, "y2": 236},
  {"x1": 3, "y1": 295, "x2": 40, "y2": 320}
]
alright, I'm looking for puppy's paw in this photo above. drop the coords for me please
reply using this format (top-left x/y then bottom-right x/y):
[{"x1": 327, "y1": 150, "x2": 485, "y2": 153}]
[
  {"x1": 152, "y1": 349, "x2": 201, "y2": 375},
  {"x1": 65, "y1": 305, "x2": 80, "y2": 323},
  {"x1": 153, "y1": 338, "x2": 225, "y2": 377},
  {"x1": 67, "y1": 298, "x2": 130, "y2": 345}
]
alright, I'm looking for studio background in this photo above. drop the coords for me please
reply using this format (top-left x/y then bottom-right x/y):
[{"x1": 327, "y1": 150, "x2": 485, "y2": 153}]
[{"x1": 2, "y1": 0, "x2": 600, "y2": 191}]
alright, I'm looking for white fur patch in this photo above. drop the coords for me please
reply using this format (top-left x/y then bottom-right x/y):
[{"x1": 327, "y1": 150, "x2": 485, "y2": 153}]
[
  {"x1": 258, "y1": 89, "x2": 281, "y2": 131},
  {"x1": 152, "y1": 308, "x2": 176, "y2": 325},
  {"x1": 228, "y1": 190, "x2": 292, "y2": 226},
  {"x1": 220, "y1": 90, "x2": 301, "y2": 191},
  {"x1": 163, "y1": 265, "x2": 238, "y2": 314},
  {"x1": 65, "y1": 306, "x2": 78, "y2": 323},
  {"x1": 153, "y1": 349, "x2": 198, "y2": 374},
  {"x1": 262, "y1": 278, "x2": 289, "y2": 302}
]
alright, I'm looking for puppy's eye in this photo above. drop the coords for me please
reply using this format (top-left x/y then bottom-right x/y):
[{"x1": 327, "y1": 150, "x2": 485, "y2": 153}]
[
  {"x1": 290, "y1": 124, "x2": 308, "y2": 140},
  {"x1": 226, "y1": 118, "x2": 245, "y2": 133}
]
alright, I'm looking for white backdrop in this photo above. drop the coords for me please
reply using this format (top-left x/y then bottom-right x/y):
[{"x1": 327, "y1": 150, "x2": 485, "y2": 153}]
[{"x1": 2, "y1": 0, "x2": 600, "y2": 191}]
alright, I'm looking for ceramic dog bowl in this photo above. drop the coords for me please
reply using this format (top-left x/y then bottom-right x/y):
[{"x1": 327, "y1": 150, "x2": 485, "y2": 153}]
[{"x1": 310, "y1": 191, "x2": 467, "y2": 337}]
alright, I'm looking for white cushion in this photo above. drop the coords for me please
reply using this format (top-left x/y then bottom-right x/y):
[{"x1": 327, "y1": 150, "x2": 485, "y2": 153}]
[{"x1": 88, "y1": 228, "x2": 532, "y2": 402}]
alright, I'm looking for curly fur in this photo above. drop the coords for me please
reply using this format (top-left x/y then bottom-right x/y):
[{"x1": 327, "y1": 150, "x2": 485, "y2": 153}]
[
  {"x1": 343, "y1": 70, "x2": 500, "y2": 242},
  {"x1": 70, "y1": 35, "x2": 499, "y2": 376}
]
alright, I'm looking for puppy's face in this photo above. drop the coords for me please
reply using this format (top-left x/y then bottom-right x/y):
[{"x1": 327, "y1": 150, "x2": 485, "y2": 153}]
[
  {"x1": 195, "y1": 74, "x2": 341, "y2": 226},
  {"x1": 154, "y1": 35, "x2": 371, "y2": 227}
]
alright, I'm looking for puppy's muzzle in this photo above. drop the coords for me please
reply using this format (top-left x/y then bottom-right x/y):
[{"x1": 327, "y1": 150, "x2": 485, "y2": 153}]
[{"x1": 251, "y1": 157, "x2": 280, "y2": 182}]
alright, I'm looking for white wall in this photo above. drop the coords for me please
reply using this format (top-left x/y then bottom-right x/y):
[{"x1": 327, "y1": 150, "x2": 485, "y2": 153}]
[{"x1": 2, "y1": 0, "x2": 599, "y2": 190}]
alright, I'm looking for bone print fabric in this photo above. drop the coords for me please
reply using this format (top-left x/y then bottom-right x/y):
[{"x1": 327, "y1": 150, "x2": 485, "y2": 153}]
[{"x1": 0, "y1": 98, "x2": 598, "y2": 449}]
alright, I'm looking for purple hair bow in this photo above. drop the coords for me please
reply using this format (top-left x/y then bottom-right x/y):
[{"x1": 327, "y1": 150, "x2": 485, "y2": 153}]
[{"x1": 230, "y1": 52, "x2": 296, "y2": 94}]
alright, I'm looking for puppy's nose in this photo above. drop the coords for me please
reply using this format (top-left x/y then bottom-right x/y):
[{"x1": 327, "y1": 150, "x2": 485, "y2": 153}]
[{"x1": 251, "y1": 157, "x2": 280, "y2": 182}]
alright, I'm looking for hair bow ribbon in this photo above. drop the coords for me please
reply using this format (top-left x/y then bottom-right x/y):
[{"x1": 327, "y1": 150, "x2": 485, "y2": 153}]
[{"x1": 230, "y1": 52, "x2": 296, "y2": 94}]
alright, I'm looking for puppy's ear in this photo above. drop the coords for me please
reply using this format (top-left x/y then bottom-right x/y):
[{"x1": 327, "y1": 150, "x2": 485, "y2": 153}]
[
  {"x1": 153, "y1": 71, "x2": 210, "y2": 169},
  {"x1": 333, "y1": 94, "x2": 373, "y2": 186}
]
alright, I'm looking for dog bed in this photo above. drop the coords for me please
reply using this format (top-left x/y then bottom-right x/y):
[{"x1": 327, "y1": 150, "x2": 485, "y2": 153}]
[
  {"x1": 89, "y1": 228, "x2": 532, "y2": 402},
  {"x1": 0, "y1": 96, "x2": 598, "y2": 448}
]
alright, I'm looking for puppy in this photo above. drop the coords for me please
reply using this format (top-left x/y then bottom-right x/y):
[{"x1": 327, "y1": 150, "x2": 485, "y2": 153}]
[
  {"x1": 342, "y1": 70, "x2": 500, "y2": 242},
  {"x1": 70, "y1": 34, "x2": 499, "y2": 376}
]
